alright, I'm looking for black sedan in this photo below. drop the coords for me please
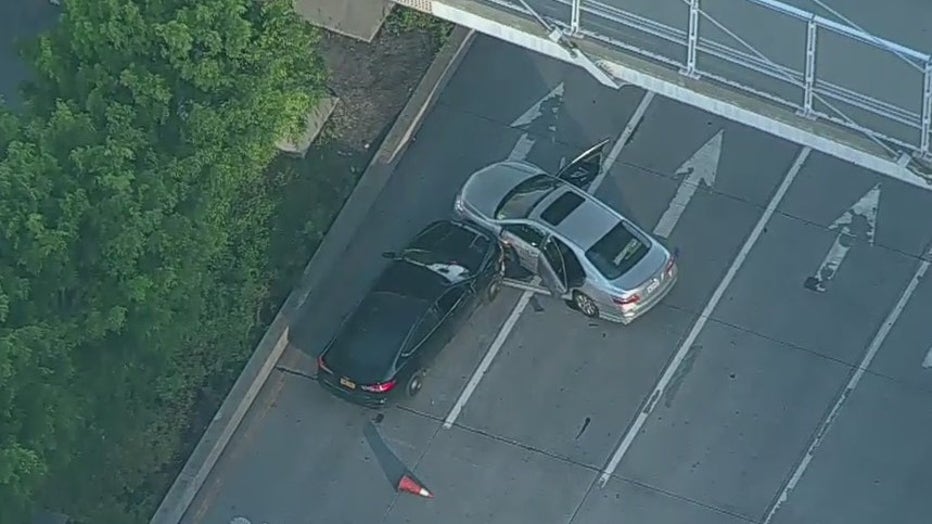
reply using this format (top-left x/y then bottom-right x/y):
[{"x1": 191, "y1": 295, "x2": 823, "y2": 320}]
[{"x1": 317, "y1": 220, "x2": 505, "y2": 408}]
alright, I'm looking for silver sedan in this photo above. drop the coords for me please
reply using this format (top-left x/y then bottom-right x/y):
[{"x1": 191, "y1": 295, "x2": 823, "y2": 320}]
[{"x1": 453, "y1": 140, "x2": 678, "y2": 324}]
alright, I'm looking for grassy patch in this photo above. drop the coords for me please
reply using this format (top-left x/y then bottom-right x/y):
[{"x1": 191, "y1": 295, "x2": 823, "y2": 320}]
[
  {"x1": 264, "y1": 132, "x2": 367, "y2": 311},
  {"x1": 384, "y1": 5, "x2": 455, "y2": 45}
]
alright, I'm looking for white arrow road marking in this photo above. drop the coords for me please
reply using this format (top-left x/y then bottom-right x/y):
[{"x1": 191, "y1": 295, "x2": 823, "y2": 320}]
[
  {"x1": 923, "y1": 346, "x2": 932, "y2": 368},
  {"x1": 510, "y1": 83, "x2": 564, "y2": 128},
  {"x1": 444, "y1": 83, "x2": 565, "y2": 429},
  {"x1": 805, "y1": 183, "x2": 881, "y2": 292},
  {"x1": 597, "y1": 147, "x2": 812, "y2": 488},
  {"x1": 653, "y1": 129, "x2": 723, "y2": 239},
  {"x1": 763, "y1": 254, "x2": 930, "y2": 523},
  {"x1": 507, "y1": 83, "x2": 564, "y2": 161}
]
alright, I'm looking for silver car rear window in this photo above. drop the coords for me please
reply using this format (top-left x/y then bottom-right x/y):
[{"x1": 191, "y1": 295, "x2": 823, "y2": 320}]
[{"x1": 585, "y1": 222, "x2": 649, "y2": 279}]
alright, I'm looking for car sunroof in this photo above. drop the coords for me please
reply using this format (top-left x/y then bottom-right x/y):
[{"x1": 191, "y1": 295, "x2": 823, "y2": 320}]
[{"x1": 540, "y1": 191, "x2": 584, "y2": 226}]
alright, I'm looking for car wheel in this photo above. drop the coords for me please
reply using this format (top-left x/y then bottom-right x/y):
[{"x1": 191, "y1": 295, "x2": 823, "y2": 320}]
[
  {"x1": 406, "y1": 370, "x2": 426, "y2": 397},
  {"x1": 486, "y1": 272, "x2": 503, "y2": 302},
  {"x1": 572, "y1": 291, "x2": 600, "y2": 319}
]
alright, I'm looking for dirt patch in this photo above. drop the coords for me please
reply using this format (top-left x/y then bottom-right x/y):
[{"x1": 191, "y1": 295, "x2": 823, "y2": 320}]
[
  {"x1": 262, "y1": 15, "x2": 451, "y2": 306},
  {"x1": 320, "y1": 27, "x2": 440, "y2": 150}
]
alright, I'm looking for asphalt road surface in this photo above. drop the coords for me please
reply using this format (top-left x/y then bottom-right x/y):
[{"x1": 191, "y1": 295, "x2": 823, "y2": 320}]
[
  {"x1": 182, "y1": 34, "x2": 932, "y2": 524},
  {"x1": 0, "y1": 0, "x2": 58, "y2": 110}
]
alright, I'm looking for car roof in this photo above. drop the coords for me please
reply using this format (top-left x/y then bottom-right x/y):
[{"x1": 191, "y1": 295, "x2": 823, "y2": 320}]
[
  {"x1": 325, "y1": 290, "x2": 428, "y2": 382},
  {"x1": 530, "y1": 186, "x2": 619, "y2": 249}
]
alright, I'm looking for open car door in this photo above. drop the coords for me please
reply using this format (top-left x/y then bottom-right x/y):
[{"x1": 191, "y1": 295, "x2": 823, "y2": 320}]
[
  {"x1": 554, "y1": 138, "x2": 611, "y2": 190},
  {"x1": 536, "y1": 237, "x2": 569, "y2": 298}
]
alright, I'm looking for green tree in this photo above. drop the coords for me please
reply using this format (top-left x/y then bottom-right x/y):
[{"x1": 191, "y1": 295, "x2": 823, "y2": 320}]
[{"x1": 0, "y1": 0, "x2": 326, "y2": 521}]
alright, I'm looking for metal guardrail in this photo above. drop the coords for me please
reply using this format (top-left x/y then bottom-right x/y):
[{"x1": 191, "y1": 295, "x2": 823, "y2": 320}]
[{"x1": 482, "y1": 0, "x2": 932, "y2": 161}]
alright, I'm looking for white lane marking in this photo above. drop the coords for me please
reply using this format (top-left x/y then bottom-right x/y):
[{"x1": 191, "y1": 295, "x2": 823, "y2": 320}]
[
  {"x1": 923, "y1": 346, "x2": 932, "y2": 369},
  {"x1": 444, "y1": 290, "x2": 534, "y2": 428},
  {"x1": 597, "y1": 146, "x2": 812, "y2": 487},
  {"x1": 763, "y1": 255, "x2": 930, "y2": 523},
  {"x1": 590, "y1": 91, "x2": 654, "y2": 192},
  {"x1": 507, "y1": 133, "x2": 538, "y2": 162},
  {"x1": 653, "y1": 129, "x2": 723, "y2": 239},
  {"x1": 805, "y1": 183, "x2": 881, "y2": 292},
  {"x1": 443, "y1": 83, "x2": 566, "y2": 429}
]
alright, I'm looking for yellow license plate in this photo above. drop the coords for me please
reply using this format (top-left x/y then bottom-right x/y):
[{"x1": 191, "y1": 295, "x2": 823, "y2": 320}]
[{"x1": 339, "y1": 377, "x2": 356, "y2": 389}]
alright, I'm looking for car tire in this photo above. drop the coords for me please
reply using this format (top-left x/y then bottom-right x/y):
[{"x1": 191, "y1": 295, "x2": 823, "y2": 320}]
[
  {"x1": 572, "y1": 291, "x2": 600, "y2": 319},
  {"x1": 486, "y1": 272, "x2": 503, "y2": 302},
  {"x1": 406, "y1": 370, "x2": 426, "y2": 397}
]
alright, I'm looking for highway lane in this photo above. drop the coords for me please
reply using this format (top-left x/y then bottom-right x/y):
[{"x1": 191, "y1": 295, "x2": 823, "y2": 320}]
[
  {"x1": 180, "y1": 35, "x2": 932, "y2": 524},
  {"x1": 436, "y1": 93, "x2": 810, "y2": 523},
  {"x1": 181, "y1": 36, "x2": 647, "y2": 524},
  {"x1": 603, "y1": 153, "x2": 932, "y2": 522},
  {"x1": 768, "y1": 268, "x2": 932, "y2": 524},
  {"x1": 443, "y1": 95, "x2": 798, "y2": 473},
  {"x1": 0, "y1": 0, "x2": 58, "y2": 110}
]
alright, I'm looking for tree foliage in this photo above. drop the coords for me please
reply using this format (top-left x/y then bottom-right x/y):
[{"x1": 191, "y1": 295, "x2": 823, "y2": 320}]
[{"x1": 0, "y1": 0, "x2": 326, "y2": 521}]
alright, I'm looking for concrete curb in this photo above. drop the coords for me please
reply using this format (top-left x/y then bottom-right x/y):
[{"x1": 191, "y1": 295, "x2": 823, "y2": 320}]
[{"x1": 149, "y1": 24, "x2": 476, "y2": 524}]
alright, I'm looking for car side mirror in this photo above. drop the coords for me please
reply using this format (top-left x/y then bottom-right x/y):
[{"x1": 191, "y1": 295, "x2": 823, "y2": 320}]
[{"x1": 382, "y1": 251, "x2": 399, "y2": 260}]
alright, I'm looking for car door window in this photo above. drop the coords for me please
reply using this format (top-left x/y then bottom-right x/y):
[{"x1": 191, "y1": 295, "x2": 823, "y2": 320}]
[
  {"x1": 537, "y1": 248, "x2": 568, "y2": 297},
  {"x1": 401, "y1": 306, "x2": 440, "y2": 357},
  {"x1": 501, "y1": 223, "x2": 546, "y2": 248},
  {"x1": 554, "y1": 138, "x2": 610, "y2": 190},
  {"x1": 549, "y1": 236, "x2": 585, "y2": 287},
  {"x1": 542, "y1": 236, "x2": 568, "y2": 286},
  {"x1": 437, "y1": 286, "x2": 467, "y2": 315}
]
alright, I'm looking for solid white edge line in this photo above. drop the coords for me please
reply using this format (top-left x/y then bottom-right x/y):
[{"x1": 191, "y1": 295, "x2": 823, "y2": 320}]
[
  {"x1": 596, "y1": 146, "x2": 812, "y2": 487},
  {"x1": 762, "y1": 255, "x2": 931, "y2": 523},
  {"x1": 443, "y1": 286, "x2": 536, "y2": 429},
  {"x1": 590, "y1": 91, "x2": 655, "y2": 192}
]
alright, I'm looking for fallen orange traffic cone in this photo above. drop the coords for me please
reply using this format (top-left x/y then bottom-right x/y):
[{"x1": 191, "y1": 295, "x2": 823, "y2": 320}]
[{"x1": 397, "y1": 474, "x2": 433, "y2": 498}]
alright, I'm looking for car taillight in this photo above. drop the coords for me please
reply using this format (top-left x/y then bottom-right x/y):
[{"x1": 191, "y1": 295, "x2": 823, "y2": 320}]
[
  {"x1": 665, "y1": 258, "x2": 676, "y2": 275},
  {"x1": 613, "y1": 294, "x2": 640, "y2": 308},
  {"x1": 361, "y1": 379, "x2": 397, "y2": 393},
  {"x1": 317, "y1": 355, "x2": 331, "y2": 374}
]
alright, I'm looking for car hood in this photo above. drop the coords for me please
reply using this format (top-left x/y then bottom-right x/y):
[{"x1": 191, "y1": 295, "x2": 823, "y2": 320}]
[{"x1": 460, "y1": 161, "x2": 541, "y2": 220}]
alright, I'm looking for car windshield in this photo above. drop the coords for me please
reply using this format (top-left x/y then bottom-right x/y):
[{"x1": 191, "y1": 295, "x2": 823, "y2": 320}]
[
  {"x1": 494, "y1": 174, "x2": 560, "y2": 220},
  {"x1": 585, "y1": 222, "x2": 650, "y2": 279},
  {"x1": 401, "y1": 249, "x2": 473, "y2": 284}
]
